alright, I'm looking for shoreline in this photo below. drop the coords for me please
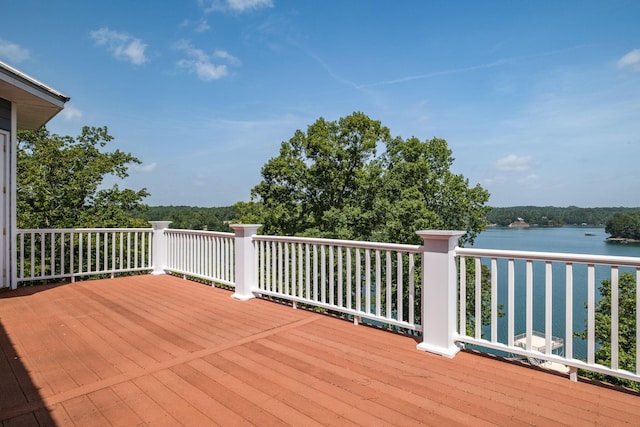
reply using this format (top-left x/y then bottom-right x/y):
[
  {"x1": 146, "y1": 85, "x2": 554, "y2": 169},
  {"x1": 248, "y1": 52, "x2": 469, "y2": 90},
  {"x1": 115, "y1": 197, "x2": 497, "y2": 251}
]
[
  {"x1": 486, "y1": 224, "x2": 604, "y2": 229},
  {"x1": 606, "y1": 237, "x2": 640, "y2": 244}
]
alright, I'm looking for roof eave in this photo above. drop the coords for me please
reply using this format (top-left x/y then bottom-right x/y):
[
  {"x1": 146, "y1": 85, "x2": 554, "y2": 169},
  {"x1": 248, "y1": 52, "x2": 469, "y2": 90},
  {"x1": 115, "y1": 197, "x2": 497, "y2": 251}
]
[{"x1": 0, "y1": 60, "x2": 70, "y2": 130}]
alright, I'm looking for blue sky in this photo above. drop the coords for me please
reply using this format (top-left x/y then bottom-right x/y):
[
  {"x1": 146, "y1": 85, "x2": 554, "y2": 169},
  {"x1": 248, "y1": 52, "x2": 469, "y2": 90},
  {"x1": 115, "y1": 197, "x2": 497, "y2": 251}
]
[{"x1": 2, "y1": 0, "x2": 639, "y2": 207}]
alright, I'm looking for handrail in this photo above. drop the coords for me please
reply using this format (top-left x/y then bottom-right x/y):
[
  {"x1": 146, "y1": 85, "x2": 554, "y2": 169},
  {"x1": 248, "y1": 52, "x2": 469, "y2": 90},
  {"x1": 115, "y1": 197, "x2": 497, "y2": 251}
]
[
  {"x1": 15, "y1": 228, "x2": 153, "y2": 283},
  {"x1": 456, "y1": 246, "x2": 640, "y2": 383},
  {"x1": 254, "y1": 234, "x2": 422, "y2": 331},
  {"x1": 13, "y1": 225, "x2": 640, "y2": 386},
  {"x1": 164, "y1": 229, "x2": 235, "y2": 286},
  {"x1": 457, "y1": 247, "x2": 640, "y2": 267},
  {"x1": 18, "y1": 227, "x2": 152, "y2": 233},
  {"x1": 253, "y1": 234, "x2": 421, "y2": 253},
  {"x1": 164, "y1": 229, "x2": 234, "y2": 238}
]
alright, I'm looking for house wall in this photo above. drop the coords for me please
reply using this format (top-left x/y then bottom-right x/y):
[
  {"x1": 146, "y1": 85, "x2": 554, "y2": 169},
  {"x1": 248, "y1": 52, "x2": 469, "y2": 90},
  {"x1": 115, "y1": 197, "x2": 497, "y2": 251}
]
[
  {"x1": 0, "y1": 98, "x2": 10, "y2": 131},
  {"x1": 0, "y1": 98, "x2": 14, "y2": 288}
]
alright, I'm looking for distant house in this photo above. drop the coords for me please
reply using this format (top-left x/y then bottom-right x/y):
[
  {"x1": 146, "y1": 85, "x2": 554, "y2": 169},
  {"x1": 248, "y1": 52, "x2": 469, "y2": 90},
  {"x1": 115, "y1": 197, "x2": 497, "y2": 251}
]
[
  {"x1": 0, "y1": 61, "x2": 69, "y2": 289},
  {"x1": 508, "y1": 217, "x2": 530, "y2": 228}
]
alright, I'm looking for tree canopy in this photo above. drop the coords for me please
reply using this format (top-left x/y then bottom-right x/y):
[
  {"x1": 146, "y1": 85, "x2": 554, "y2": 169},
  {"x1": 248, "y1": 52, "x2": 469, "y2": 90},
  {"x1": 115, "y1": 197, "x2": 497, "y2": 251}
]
[
  {"x1": 236, "y1": 112, "x2": 490, "y2": 246},
  {"x1": 605, "y1": 212, "x2": 640, "y2": 240},
  {"x1": 486, "y1": 206, "x2": 640, "y2": 227},
  {"x1": 17, "y1": 126, "x2": 149, "y2": 228},
  {"x1": 137, "y1": 205, "x2": 236, "y2": 231},
  {"x1": 578, "y1": 271, "x2": 639, "y2": 390}
]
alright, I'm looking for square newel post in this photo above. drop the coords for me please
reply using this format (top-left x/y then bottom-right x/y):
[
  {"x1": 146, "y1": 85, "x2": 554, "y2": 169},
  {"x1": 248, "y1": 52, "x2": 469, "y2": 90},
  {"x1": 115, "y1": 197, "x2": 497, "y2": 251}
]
[
  {"x1": 149, "y1": 221, "x2": 171, "y2": 275},
  {"x1": 416, "y1": 230, "x2": 466, "y2": 358},
  {"x1": 230, "y1": 224, "x2": 261, "y2": 301}
]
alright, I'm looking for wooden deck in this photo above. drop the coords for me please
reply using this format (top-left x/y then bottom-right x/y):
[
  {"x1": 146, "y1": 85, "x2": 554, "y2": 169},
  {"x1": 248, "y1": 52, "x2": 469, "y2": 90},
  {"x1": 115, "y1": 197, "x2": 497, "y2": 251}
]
[{"x1": 1, "y1": 275, "x2": 639, "y2": 426}]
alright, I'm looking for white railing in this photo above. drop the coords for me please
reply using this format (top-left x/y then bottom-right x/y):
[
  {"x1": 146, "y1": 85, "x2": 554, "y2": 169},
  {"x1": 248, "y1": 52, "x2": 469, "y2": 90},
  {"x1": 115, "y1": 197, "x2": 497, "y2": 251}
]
[
  {"x1": 253, "y1": 235, "x2": 422, "y2": 331},
  {"x1": 164, "y1": 229, "x2": 235, "y2": 287},
  {"x1": 16, "y1": 228, "x2": 153, "y2": 283},
  {"x1": 456, "y1": 247, "x2": 640, "y2": 383},
  {"x1": 13, "y1": 223, "x2": 640, "y2": 386}
]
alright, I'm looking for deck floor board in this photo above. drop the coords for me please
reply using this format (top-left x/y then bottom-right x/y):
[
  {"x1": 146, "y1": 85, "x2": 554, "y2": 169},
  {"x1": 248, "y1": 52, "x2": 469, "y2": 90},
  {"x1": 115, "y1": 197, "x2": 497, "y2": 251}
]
[{"x1": 1, "y1": 274, "x2": 639, "y2": 426}]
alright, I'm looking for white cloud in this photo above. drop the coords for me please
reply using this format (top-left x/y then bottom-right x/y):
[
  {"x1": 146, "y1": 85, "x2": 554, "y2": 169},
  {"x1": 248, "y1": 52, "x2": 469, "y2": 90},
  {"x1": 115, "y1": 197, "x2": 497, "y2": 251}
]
[
  {"x1": 492, "y1": 154, "x2": 535, "y2": 172},
  {"x1": 180, "y1": 18, "x2": 211, "y2": 33},
  {"x1": 214, "y1": 50, "x2": 241, "y2": 66},
  {"x1": 618, "y1": 49, "x2": 640, "y2": 71},
  {"x1": 195, "y1": 19, "x2": 211, "y2": 33},
  {"x1": 227, "y1": 0, "x2": 273, "y2": 11},
  {"x1": 192, "y1": 0, "x2": 271, "y2": 35},
  {"x1": 131, "y1": 162, "x2": 157, "y2": 173},
  {"x1": 0, "y1": 38, "x2": 30, "y2": 63},
  {"x1": 60, "y1": 105, "x2": 82, "y2": 120},
  {"x1": 175, "y1": 41, "x2": 239, "y2": 81},
  {"x1": 200, "y1": 0, "x2": 273, "y2": 13},
  {"x1": 90, "y1": 28, "x2": 148, "y2": 65},
  {"x1": 519, "y1": 173, "x2": 540, "y2": 184}
]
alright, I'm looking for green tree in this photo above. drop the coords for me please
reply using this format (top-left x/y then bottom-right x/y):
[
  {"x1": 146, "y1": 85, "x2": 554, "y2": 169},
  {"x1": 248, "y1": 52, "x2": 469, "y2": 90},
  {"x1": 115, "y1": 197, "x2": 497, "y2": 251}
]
[
  {"x1": 137, "y1": 205, "x2": 237, "y2": 231},
  {"x1": 485, "y1": 206, "x2": 640, "y2": 227},
  {"x1": 237, "y1": 112, "x2": 496, "y2": 326},
  {"x1": 578, "y1": 272, "x2": 639, "y2": 390},
  {"x1": 240, "y1": 112, "x2": 490, "y2": 245},
  {"x1": 247, "y1": 112, "x2": 390, "y2": 240},
  {"x1": 17, "y1": 126, "x2": 149, "y2": 228},
  {"x1": 606, "y1": 212, "x2": 640, "y2": 240},
  {"x1": 376, "y1": 136, "x2": 490, "y2": 245}
]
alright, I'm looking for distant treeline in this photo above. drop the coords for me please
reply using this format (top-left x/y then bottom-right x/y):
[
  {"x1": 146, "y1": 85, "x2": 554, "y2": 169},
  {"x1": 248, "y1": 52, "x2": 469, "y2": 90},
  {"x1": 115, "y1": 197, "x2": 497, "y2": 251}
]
[
  {"x1": 605, "y1": 211, "x2": 640, "y2": 240},
  {"x1": 138, "y1": 205, "x2": 640, "y2": 232},
  {"x1": 137, "y1": 205, "x2": 237, "y2": 231},
  {"x1": 485, "y1": 206, "x2": 640, "y2": 227}
]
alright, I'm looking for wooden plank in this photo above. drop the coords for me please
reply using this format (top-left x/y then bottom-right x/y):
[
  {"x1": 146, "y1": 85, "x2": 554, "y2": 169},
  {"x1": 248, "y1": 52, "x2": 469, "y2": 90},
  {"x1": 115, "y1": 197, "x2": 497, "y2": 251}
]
[
  {"x1": 109, "y1": 381, "x2": 175, "y2": 425},
  {"x1": 132, "y1": 373, "x2": 216, "y2": 426},
  {"x1": 1, "y1": 274, "x2": 640, "y2": 426},
  {"x1": 86, "y1": 387, "x2": 144, "y2": 426},
  {"x1": 60, "y1": 395, "x2": 110, "y2": 427},
  {"x1": 171, "y1": 361, "x2": 284, "y2": 426}
]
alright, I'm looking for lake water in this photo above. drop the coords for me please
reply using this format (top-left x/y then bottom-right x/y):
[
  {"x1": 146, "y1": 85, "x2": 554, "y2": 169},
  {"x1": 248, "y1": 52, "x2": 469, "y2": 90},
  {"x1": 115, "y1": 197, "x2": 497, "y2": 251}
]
[
  {"x1": 471, "y1": 226, "x2": 640, "y2": 258},
  {"x1": 467, "y1": 226, "x2": 640, "y2": 359}
]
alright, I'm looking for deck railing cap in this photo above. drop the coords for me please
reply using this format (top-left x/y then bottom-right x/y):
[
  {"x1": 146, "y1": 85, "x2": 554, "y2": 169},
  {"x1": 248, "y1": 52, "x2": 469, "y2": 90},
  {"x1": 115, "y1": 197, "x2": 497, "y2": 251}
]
[
  {"x1": 415, "y1": 230, "x2": 466, "y2": 239},
  {"x1": 149, "y1": 221, "x2": 172, "y2": 230}
]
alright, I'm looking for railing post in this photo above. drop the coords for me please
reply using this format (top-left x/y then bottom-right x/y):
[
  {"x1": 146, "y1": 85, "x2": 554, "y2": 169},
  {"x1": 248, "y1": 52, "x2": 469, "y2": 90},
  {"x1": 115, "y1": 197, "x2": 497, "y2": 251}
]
[
  {"x1": 149, "y1": 221, "x2": 171, "y2": 275},
  {"x1": 230, "y1": 224, "x2": 261, "y2": 301},
  {"x1": 416, "y1": 230, "x2": 466, "y2": 358}
]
